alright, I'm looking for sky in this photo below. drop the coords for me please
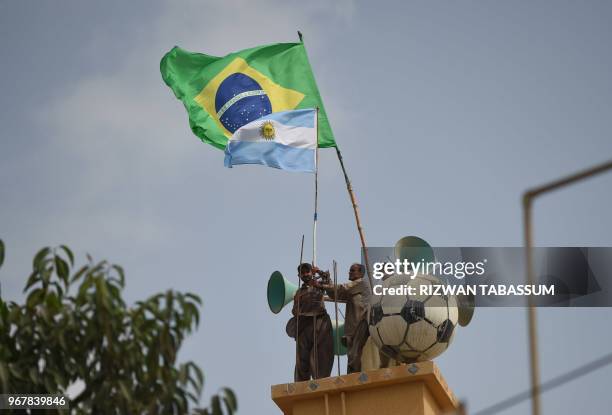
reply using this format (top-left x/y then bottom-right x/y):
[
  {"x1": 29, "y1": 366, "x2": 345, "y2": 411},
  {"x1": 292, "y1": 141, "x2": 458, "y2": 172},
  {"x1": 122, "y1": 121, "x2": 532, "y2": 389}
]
[{"x1": 1, "y1": 1, "x2": 612, "y2": 413}]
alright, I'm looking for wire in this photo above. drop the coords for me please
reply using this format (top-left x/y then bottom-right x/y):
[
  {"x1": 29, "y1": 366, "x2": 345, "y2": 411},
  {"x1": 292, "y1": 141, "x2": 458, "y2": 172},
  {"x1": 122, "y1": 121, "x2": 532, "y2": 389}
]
[{"x1": 473, "y1": 351, "x2": 612, "y2": 415}]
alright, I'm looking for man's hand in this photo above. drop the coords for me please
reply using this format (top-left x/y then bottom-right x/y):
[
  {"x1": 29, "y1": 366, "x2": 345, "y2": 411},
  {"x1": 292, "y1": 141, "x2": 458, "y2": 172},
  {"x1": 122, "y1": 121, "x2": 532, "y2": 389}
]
[
  {"x1": 308, "y1": 278, "x2": 330, "y2": 290},
  {"x1": 313, "y1": 267, "x2": 331, "y2": 282}
]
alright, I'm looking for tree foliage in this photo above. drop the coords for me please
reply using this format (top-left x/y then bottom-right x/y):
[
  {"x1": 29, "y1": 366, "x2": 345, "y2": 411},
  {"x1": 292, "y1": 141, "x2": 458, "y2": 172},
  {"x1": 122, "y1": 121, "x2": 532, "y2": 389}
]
[{"x1": 0, "y1": 240, "x2": 237, "y2": 414}]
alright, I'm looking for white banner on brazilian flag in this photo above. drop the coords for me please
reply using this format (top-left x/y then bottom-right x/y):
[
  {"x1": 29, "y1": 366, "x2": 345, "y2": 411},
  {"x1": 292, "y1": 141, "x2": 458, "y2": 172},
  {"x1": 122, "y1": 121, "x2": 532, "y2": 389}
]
[{"x1": 224, "y1": 109, "x2": 317, "y2": 173}]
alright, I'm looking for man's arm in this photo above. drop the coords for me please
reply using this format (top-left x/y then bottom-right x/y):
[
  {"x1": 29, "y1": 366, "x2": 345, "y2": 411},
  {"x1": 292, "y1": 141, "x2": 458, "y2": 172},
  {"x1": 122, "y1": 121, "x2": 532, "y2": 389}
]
[{"x1": 321, "y1": 282, "x2": 351, "y2": 301}]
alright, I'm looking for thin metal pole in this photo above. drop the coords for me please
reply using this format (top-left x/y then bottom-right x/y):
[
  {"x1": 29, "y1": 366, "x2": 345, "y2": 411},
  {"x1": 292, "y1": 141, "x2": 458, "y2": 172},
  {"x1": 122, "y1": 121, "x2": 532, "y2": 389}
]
[
  {"x1": 333, "y1": 260, "x2": 340, "y2": 377},
  {"x1": 525, "y1": 159, "x2": 612, "y2": 198},
  {"x1": 313, "y1": 313, "x2": 318, "y2": 379},
  {"x1": 311, "y1": 108, "x2": 320, "y2": 379},
  {"x1": 299, "y1": 234, "x2": 305, "y2": 266},
  {"x1": 521, "y1": 158, "x2": 612, "y2": 415},
  {"x1": 295, "y1": 235, "x2": 304, "y2": 382},
  {"x1": 523, "y1": 196, "x2": 541, "y2": 415},
  {"x1": 313, "y1": 108, "x2": 319, "y2": 267},
  {"x1": 335, "y1": 146, "x2": 374, "y2": 293}
]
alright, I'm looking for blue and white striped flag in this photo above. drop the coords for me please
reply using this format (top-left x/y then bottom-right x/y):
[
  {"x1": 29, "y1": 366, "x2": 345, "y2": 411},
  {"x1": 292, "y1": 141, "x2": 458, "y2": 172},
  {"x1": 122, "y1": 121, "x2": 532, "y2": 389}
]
[{"x1": 224, "y1": 109, "x2": 317, "y2": 173}]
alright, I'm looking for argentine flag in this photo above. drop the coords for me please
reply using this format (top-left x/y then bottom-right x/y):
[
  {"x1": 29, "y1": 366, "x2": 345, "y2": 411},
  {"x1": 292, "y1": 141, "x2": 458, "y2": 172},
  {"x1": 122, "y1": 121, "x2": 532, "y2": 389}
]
[{"x1": 224, "y1": 109, "x2": 317, "y2": 173}]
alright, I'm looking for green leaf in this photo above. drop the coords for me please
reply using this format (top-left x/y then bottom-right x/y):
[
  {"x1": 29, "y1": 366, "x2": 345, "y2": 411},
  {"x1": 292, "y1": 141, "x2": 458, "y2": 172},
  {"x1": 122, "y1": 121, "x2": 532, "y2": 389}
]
[
  {"x1": 77, "y1": 277, "x2": 93, "y2": 302},
  {"x1": 111, "y1": 265, "x2": 125, "y2": 287},
  {"x1": 186, "y1": 391, "x2": 199, "y2": 405},
  {"x1": 59, "y1": 245, "x2": 74, "y2": 266},
  {"x1": 29, "y1": 366, "x2": 38, "y2": 385},
  {"x1": 45, "y1": 291, "x2": 61, "y2": 313},
  {"x1": 8, "y1": 305, "x2": 20, "y2": 322},
  {"x1": 108, "y1": 283, "x2": 121, "y2": 302},
  {"x1": 59, "y1": 332, "x2": 67, "y2": 351},
  {"x1": 43, "y1": 375, "x2": 56, "y2": 393},
  {"x1": 33, "y1": 247, "x2": 51, "y2": 270},
  {"x1": 51, "y1": 281, "x2": 64, "y2": 298},
  {"x1": 118, "y1": 380, "x2": 131, "y2": 402},
  {"x1": 220, "y1": 388, "x2": 237, "y2": 414},
  {"x1": 185, "y1": 302, "x2": 200, "y2": 328},
  {"x1": 55, "y1": 255, "x2": 70, "y2": 285},
  {"x1": 71, "y1": 264, "x2": 89, "y2": 283},
  {"x1": 187, "y1": 362, "x2": 204, "y2": 396},
  {"x1": 176, "y1": 391, "x2": 188, "y2": 413},
  {"x1": 0, "y1": 239, "x2": 5, "y2": 269},
  {"x1": 9, "y1": 364, "x2": 25, "y2": 381},
  {"x1": 0, "y1": 363, "x2": 8, "y2": 393},
  {"x1": 210, "y1": 395, "x2": 222, "y2": 415},
  {"x1": 88, "y1": 262, "x2": 105, "y2": 278},
  {"x1": 185, "y1": 292, "x2": 202, "y2": 305},
  {"x1": 26, "y1": 288, "x2": 44, "y2": 309},
  {"x1": 0, "y1": 301, "x2": 8, "y2": 324},
  {"x1": 24, "y1": 271, "x2": 40, "y2": 293},
  {"x1": 95, "y1": 278, "x2": 110, "y2": 310},
  {"x1": 178, "y1": 364, "x2": 188, "y2": 385}
]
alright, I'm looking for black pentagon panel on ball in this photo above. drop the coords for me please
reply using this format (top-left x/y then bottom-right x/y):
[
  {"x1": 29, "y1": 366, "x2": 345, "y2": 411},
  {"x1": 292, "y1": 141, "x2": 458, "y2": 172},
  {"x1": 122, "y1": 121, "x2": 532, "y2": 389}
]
[
  {"x1": 400, "y1": 300, "x2": 425, "y2": 324},
  {"x1": 437, "y1": 319, "x2": 455, "y2": 343},
  {"x1": 215, "y1": 73, "x2": 272, "y2": 133},
  {"x1": 370, "y1": 303, "x2": 384, "y2": 325}
]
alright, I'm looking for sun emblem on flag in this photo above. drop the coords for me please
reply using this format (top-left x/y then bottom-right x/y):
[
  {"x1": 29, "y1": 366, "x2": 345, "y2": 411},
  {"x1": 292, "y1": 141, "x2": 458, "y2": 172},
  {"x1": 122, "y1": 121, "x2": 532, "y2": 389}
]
[{"x1": 260, "y1": 121, "x2": 275, "y2": 140}]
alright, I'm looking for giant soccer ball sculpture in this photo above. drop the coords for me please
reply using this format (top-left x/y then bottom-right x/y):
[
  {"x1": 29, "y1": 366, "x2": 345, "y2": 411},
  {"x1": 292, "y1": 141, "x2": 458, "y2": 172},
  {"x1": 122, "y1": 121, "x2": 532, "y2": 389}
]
[{"x1": 368, "y1": 273, "x2": 459, "y2": 363}]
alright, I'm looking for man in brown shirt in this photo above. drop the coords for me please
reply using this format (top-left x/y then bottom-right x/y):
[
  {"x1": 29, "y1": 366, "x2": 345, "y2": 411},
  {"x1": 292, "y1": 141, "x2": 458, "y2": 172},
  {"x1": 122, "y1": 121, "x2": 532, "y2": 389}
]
[
  {"x1": 322, "y1": 263, "x2": 369, "y2": 373},
  {"x1": 287, "y1": 263, "x2": 334, "y2": 381}
]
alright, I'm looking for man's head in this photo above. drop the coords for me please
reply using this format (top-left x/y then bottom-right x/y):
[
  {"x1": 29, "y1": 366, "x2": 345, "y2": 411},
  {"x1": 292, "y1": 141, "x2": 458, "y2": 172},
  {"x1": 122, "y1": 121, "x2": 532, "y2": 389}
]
[
  {"x1": 349, "y1": 263, "x2": 365, "y2": 281},
  {"x1": 297, "y1": 263, "x2": 313, "y2": 282}
]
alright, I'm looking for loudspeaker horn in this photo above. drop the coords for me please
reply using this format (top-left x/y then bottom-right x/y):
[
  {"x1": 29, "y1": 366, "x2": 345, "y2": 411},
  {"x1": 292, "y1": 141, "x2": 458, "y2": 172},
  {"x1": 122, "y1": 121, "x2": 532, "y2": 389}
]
[
  {"x1": 394, "y1": 236, "x2": 435, "y2": 263},
  {"x1": 332, "y1": 320, "x2": 347, "y2": 356},
  {"x1": 267, "y1": 271, "x2": 298, "y2": 314},
  {"x1": 268, "y1": 271, "x2": 349, "y2": 355},
  {"x1": 395, "y1": 236, "x2": 475, "y2": 326},
  {"x1": 457, "y1": 291, "x2": 475, "y2": 327}
]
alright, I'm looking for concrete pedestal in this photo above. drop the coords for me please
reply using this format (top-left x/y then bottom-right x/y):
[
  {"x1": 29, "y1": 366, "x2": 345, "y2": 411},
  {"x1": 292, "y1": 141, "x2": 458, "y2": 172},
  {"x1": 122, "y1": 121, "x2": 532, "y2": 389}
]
[{"x1": 271, "y1": 361, "x2": 459, "y2": 415}]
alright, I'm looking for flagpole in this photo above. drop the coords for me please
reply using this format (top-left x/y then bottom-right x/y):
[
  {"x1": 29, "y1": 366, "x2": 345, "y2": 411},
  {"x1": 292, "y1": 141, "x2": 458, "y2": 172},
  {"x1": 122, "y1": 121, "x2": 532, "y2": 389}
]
[
  {"x1": 312, "y1": 108, "x2": 321, "y2": 379},
  {"x1": 333, "y1": 260, "x2": 341, "y2": 377},
  {"x1": 295, "y1": 234, "x2": 304, "y2": 382},
  {"x1": 313, "y1": 108, "x2": 319, "y2": 267},
  {"x1": 297, "y1": 31, "x2": 370, "y2": 290},
  {"x1": 334, "y1": 146, "x2": 374, "y2": 293}
]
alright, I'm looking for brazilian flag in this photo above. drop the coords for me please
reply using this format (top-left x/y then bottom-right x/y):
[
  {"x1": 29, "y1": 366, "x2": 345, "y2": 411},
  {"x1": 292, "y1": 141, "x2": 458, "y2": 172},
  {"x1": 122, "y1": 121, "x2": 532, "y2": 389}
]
[{"x1": 160, "y1": 43, "x2": 336, "y2": 150}]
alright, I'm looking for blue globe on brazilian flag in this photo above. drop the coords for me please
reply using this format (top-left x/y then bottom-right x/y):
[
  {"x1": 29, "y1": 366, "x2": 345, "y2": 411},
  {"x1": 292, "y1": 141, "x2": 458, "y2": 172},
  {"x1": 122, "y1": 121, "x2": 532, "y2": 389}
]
[{"x1": 161, "y1": 43, "x2": 335, "y2": 150}]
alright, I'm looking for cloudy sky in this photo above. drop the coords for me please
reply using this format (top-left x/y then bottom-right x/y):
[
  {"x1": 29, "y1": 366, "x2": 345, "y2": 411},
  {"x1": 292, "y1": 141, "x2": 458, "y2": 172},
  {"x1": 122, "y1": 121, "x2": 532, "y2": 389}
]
[{"x1": 1, "y1": 1, "x2": 612, "y2": 413}]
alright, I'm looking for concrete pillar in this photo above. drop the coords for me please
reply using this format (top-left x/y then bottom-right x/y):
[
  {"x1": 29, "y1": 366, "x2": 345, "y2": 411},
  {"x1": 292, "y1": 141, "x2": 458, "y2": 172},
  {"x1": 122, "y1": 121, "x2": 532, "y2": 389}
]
[{"x1": 271, "y1": 361, "x2": 459, "y2": 415}]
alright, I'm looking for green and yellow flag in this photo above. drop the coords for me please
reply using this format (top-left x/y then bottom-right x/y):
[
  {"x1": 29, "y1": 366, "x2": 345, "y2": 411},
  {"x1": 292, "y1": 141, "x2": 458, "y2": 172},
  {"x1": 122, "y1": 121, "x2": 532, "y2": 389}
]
[{"x1": 160, "y1": 43, "x2": 335, "y2": 150}]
